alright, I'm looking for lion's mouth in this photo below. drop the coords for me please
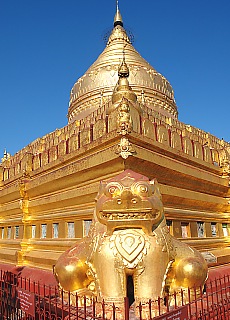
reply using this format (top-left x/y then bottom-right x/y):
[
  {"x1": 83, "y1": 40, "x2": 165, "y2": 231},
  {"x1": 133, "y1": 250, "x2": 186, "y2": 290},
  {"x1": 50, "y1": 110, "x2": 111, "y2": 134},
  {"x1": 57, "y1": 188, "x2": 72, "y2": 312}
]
[{"x1": 100, "y1": 211, "x2": 156, "y2": 220}]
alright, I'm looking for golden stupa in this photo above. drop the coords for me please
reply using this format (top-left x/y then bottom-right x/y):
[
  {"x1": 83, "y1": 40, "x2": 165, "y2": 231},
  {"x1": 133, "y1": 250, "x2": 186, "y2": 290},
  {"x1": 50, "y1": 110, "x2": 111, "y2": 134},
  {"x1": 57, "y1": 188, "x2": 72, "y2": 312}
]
[
  {"x1": 68, "y1": 7, "x2": 177, "y2": 122},
  {"x1": 0, "y1": 4, "x2": 230, "y2": 274}
]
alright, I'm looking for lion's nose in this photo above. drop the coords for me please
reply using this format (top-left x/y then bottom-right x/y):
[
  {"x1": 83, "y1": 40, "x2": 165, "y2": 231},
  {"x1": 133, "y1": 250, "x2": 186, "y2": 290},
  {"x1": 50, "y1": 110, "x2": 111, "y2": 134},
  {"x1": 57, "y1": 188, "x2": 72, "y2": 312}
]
[
  {"x1": 120, "y1": 190, "x2": 133, "y2": 199},
  {"x1": 117, "y1": 198, "x2": 138, "y2": 205},
  {"x1": 117, "y1": 190, "x2": 139, "y2": 205}
]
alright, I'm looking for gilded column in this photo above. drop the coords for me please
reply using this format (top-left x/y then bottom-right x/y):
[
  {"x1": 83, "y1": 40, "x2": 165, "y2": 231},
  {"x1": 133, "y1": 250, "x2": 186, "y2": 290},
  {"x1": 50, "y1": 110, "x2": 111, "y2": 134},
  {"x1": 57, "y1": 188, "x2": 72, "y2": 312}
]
[
  {"x1": 17, "y1": 172, "x2": 32, "y2": 265},
  {"x1": 0, "y1": 165, "x2": 3, "y2": 187}
]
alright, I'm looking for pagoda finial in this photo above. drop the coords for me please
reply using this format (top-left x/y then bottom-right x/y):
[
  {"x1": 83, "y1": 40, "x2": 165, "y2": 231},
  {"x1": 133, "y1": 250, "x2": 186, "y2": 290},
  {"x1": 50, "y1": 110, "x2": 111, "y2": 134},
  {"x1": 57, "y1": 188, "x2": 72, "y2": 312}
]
[
  {"x1": 114, "y1": 0, "x2": 123, "y2": 27},
  {"x1": 118, "y1": 47, "x2": 129, "y2": 78},
  {"x1": 111, "y1": 49, "x2": 137, "y2": 105},
  {"x1": 1, "y1": 148, "x2": 11, "y2": 163}
]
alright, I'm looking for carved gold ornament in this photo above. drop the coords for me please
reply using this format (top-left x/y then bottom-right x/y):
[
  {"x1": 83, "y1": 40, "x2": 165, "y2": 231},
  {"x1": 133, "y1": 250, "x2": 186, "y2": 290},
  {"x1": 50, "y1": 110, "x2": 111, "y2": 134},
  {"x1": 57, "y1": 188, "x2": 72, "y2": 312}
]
[
  {"x1": 110, "y1": 229, "x2": 150, "y2": 268},
  {"x1": 115, "y1": 137, "x2": 136, "y2": 159}
]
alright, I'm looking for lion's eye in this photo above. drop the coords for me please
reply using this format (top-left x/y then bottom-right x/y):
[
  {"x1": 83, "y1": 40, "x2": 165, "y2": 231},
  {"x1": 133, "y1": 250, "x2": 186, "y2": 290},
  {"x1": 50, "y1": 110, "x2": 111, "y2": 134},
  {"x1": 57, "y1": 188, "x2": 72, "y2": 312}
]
[
  {"x1": 108, "y1": 186, "x2": 117, "y2": 194},
  {"x1": 105, "y1": 183, "x2": 123, "y2": 197},
  {"x1": 131, "y1": 182, "x2": 150, "y2": 197},
  {"x1": 139, "y1": 185, "x2": 148, "y2": 193}
]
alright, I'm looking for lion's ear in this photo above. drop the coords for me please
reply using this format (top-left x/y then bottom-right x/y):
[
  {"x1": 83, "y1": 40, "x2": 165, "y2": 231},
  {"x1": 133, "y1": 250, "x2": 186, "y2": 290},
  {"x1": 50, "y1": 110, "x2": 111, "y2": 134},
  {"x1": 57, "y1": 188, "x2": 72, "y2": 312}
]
[
  {"x1": 150, "y1": 178, "x2": 162, "y2": 200},
  {"x1": 95, "y1": 181, "x2": 107, "y2": 201}
]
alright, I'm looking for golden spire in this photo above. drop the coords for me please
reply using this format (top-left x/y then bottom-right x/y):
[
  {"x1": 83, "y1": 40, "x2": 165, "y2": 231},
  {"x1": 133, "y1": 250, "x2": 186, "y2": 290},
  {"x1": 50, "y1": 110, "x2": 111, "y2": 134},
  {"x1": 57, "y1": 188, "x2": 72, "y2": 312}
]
[{"x1": 114, "y1": 0, "x2": 123, "y2": 27}]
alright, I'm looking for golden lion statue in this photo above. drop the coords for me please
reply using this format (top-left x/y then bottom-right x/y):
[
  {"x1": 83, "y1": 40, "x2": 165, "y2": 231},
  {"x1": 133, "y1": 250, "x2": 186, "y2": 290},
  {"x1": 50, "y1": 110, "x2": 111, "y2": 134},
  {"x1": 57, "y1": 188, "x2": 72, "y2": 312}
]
[{"x1": 54, "y1": 170, "x2": 207, "y2": 317}]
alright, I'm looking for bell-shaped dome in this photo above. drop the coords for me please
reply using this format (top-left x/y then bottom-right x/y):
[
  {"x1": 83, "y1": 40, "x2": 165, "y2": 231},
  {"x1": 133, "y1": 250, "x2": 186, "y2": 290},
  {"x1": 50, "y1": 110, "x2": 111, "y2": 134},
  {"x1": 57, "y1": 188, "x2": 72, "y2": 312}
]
[{"x1": 68, "y1": 7, "x2": 178, "y2": 123}]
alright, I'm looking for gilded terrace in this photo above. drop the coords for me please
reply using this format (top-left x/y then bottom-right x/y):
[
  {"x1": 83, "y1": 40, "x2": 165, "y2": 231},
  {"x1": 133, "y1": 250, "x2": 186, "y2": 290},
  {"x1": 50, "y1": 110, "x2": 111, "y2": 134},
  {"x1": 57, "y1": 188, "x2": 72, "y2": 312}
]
[{"x1": 1, "y1": 102, "x2": 229, "y2": 184}]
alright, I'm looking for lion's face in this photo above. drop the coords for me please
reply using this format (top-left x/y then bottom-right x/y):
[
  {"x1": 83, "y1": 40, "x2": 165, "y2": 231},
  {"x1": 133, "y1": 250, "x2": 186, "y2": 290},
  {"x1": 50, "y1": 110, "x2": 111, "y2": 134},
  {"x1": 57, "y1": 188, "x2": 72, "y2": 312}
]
[{"x1": 95, "y1": 170, "x2": 164, "y2": 233}]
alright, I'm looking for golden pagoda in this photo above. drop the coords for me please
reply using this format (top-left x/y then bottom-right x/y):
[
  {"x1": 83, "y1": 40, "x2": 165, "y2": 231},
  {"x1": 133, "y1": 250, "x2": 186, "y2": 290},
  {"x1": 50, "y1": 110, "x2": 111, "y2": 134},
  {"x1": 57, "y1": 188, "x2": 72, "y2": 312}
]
[{"x1": 0, "y1": 4, "x2": 230, "y2": 273}]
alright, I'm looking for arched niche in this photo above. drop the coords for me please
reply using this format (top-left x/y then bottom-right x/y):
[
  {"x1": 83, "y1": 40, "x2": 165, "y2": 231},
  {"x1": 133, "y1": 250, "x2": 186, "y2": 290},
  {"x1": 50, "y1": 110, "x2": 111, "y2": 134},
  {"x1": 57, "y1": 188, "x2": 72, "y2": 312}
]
[
  {"x1": 69, "y1": 133, "x2": 79, "y2": 153},
  {"x1": 203, "y1": 146, "x2": 212, "y2": 164},
  {"x1": 93, "y1": 119, "x2": 106, "y2": 140},
  {"x1": 219, "y1": 149, "x2": 230, "y2": 166},
  {"x1": 157, "y1": 124, "x2": 170, "y2": 145},
  {"x1": 182, "y1": 137, "x2": 193, "y2": 156},
  {"x1": 212, "y1": 149, "x2": 220, "y2": 166},
  {"x1": 193, "y1": 141, "x2": 203, "y2": 160},
  {"x1": 171, "y1": 131, "x2": 182, "y2": 151},
  {"x1": 142, "y1": 119, "x2": 156, "y2": 140}
]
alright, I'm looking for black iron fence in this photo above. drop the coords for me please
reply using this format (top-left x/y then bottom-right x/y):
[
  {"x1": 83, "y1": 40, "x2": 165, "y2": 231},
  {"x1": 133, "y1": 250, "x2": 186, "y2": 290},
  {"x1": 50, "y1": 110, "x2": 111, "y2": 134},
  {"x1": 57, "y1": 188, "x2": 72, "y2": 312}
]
[{"x1": 0, "y1": 269, "x2": 230, "y2": 319}]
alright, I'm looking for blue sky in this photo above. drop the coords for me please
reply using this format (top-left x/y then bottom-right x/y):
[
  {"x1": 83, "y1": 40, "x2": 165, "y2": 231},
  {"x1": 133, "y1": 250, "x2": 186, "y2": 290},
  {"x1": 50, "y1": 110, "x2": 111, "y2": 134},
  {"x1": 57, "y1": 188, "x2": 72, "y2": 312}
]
[{"x1": 1, "y1": 0, "x2": 230, "y2": 157}]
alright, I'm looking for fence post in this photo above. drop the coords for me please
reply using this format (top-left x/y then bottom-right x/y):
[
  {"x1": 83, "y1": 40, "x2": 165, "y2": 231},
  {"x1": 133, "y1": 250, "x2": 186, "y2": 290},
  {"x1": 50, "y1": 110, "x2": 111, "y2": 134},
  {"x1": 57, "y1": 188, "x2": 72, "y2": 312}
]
[
  {"x1": 215, "y1": 277, "x2": 222, "y2": 318},
  {"x1": 139, "y1": 302, "x2": 142, "y2": 320},
  {"x1": 219, "y1": 276, "x2": 225, "y2": 317},
  {"x1": 224, "y1": 275, "x2": 229, "y2": 314},
  {"x1": 61, "y1": 288, "x2": 64, "y2": 320},
  {"x1": 149, "y1": 299, "x2": 152, "y2": 319},
  {"x1": 173, "y1": 291, "x2": 177, "y2": 309},
  {"x1": 180, "y1": 288, "x2": 184, "y2": 306},
  {"x1": 68, "y1": 290, "x2": 71, "y2": 318},
  {"x1": 75, "y1": 292, "x2": 79, "y2": 319},
  {"x1": 227, "y1": 274, "x2": 230, "y2": 298},
  {"x1": 92, "y1": 297, "x2": 96, "y2": 320},
  {"x1": 124, "y1": 297, "x2": 129, "y2": 320},
  {"x1": 194, "y1": 286, "x2": 198, "y2": 318},
  {"x1": 37, "y1": 280, "x2": 41, "y2": 320},
  {"x1": 188, "y1": 287, "x2": 192, "y2": 318},
  {"x1": 84, "y1": 295, "x2": 87, "y2": 320},
  {"x1": 157, "y1": 296, "x2": 161, "y2": 316},
  {"x1": 165, "y1": 294, "x2": 169, "y2": 313},
  {"x1": 102, "y1": 299, "x2": 105, "y2": 320},
  {"x1": 206, "y1": 282, "x2": 210, "y2": 320},
  {"x1": 112, "y1": 302, "x2": 116, "y2": 320},
  {"x1": 199, "y1": 286, "x2": 204, "y2": 318},
  {"x1": 54, "y1": 286, "x2": 58, "y2": 319}
]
